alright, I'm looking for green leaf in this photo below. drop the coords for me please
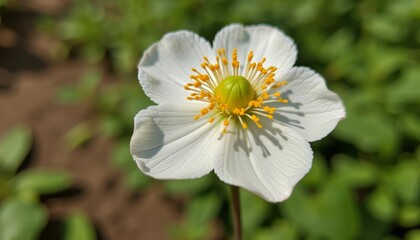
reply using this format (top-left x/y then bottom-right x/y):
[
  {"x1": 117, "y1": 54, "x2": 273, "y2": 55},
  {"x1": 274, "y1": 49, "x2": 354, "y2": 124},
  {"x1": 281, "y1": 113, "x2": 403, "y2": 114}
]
[
  {"x1": 301, "y1": 153, "x2": 328, "y2": 186},
  {"x1": 0, "y1": 199, "x2": 47, "y2": 240},
  {"x1": 100, "y1": 116, "x2": 124, "y2": 137},
  {"x1": 63, "y1": 121, "x2": 96, "y2": 150},
  {"x1": 400, "y1": 114, "x2": 420, "y2": 140},
  {"x1": 320, "y1": 28, "x2": 354, "y2": 61},
  {"x1": 405, "y1": 230, "x2": 420, "y2": 240},
  {"x1": 0, "y1": 0, "x2": 9, "y2": 6},
  {"x1": 81, "y1": 44, "x2": 105, "y2": 63},
  {"x1": 111, "y1": 140, "x2": 134, "y2": 170},
  {"x1": 365, "y1": 15, "x2": 406, "y2": 42},
  {"x1": 387, "y1": 67, "x2": 420, "y2": 104},
  {"x1": 56, "y1": 86, "x2": 81, "y2": 104},
  {"x1": 184, "y1": 193, "x2": 222, "y2": 239},
  {"x1": 358, "y1": 208, "x2": 390, "y2": 240},
  {"x1": 14, "y1": 190, "x2": 39, "y2": 203},
  {"x1": 126, "y1": 169, "x2": 151, "y2": 191},
  {"x1": 164, "y1": 176, "x2": 213, "y2": 195},
  {"x1": 13, "y1": 169, "x2": 72, "y2": 194},
  {"x1": 64, "y1": 212, "x2": 96, "y2": 240},
  {"x1": 97, "y1": 86, "x2": 121, "y2": 112},
  {"x1": 282, "y1": 179, "x2": 360, "y2": 240},
  {"x1": 254, "y1": 220, "x2": 298, "y2": 240},
  {"x1": 398, "y1": 204, "x2": 420, "y2": 227},
  {"x1": 240, "y1": 190, "x2": 270, "y2": 236},
  {"x1": 332, "y1": 154, "x2": 378, "y2": 187},
  {"x1": 367, "y1": 46, "x2": 407, "y2": 82},
  {"x1": 80, "y1": 69, "x2": 101, "y2": 96},
  {"x1": 334, "y1": 113, "x2": 399, "y2": 157},
  {"x1": 186, "y1": 193, "x2": 221, "y2": 227},
  {"x1": 0, "y1": 125, "x2": 32, "y2": 175},
  {"x1": 366, "y1": 186, "x2": 397, "y2": 222},
  {"x1": 388, "y1": 160, "x2": 420, "y2": 203},
  {"x1": 112, "y1": 45, "x2": 139, "y2": 74}
]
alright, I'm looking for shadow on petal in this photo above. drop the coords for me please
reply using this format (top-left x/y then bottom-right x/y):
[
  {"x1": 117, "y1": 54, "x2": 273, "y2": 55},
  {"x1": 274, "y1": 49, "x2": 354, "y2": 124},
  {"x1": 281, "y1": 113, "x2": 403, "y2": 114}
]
[
  {"x1": 132, "y1": 118, "x2": 165, "y2": 173},
  {"x1": 140, "y1": 46, "x2": 160, "y2": 67},
  {"x1": 272, "y1": 90, "x2": 306, "y2": 130},
  {"x1": 230, "y1": 121, "x2": 288, "y2": 159}
]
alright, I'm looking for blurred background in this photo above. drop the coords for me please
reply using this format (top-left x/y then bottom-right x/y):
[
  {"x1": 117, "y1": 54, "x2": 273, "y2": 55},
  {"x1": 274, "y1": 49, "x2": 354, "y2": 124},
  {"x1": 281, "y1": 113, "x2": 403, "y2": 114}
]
[{"x1": 0, "y1": 0, "x2": 419, "y2": 239}]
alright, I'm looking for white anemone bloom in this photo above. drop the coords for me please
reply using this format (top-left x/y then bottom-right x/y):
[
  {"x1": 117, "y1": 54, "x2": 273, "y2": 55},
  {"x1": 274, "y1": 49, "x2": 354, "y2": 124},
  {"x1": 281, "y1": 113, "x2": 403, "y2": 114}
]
[{"x1": 130, "y1": 24, "x2": 345, "y2": 202}]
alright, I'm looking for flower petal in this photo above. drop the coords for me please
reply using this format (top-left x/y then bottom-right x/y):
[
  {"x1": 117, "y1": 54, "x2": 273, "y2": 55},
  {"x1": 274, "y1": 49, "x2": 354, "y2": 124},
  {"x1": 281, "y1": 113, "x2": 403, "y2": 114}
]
[
  {"x1": 214, "y1": 120, "x2": 313, "y2": 202},
  {"x1": 130, "y1": 102, "x2": 221, "y2": 179},
  {"x1": 272, "y1": 67, "x2": 346, "y2": 142},
  {"x1": 138, "y1": 31, "x2": 214, "y2": 104},
  {"x1": 213, "y1": 24, "x2": 297, "y2": 78}
]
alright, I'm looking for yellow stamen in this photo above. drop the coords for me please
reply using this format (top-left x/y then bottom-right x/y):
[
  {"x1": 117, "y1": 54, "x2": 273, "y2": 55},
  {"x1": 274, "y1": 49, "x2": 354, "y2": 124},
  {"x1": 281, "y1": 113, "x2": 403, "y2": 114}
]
[
  {"x1": 248, "y1": 51, "x2": 254, "y2": 62},
  {"x1": 201, "y1": 108, "x2": 209, "y2": 115},
  {"x1": 223, "y1": 119, "x2": 229, "y2": 126},
  {"x1": 184, "y1": 48, "x2": 289, "y2": 134},
  {"x1": 272, "y1": 81, "x2": 287, "y2": 89}
]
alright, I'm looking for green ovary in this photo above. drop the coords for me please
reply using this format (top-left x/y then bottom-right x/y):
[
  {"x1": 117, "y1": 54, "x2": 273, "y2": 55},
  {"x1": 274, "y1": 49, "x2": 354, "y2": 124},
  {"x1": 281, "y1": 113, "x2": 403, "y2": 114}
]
[{"x1": 215, "y1": 76, "x2": 254, "y2": 112}]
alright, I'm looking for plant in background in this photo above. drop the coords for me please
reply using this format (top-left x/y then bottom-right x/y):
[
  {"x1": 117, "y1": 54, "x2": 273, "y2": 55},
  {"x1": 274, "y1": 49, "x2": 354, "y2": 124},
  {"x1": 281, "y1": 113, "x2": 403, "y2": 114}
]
[
  {"x1": 130, "y1": 24, "x2": 345, "y2": 239},
  {"x1": 0, "y1": 125, "x2": 95, "y2": 240}
]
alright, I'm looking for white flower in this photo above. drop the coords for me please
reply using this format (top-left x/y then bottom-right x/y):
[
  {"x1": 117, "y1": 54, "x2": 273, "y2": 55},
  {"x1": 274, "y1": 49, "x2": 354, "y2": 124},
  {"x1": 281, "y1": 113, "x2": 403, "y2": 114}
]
[{"x1": 130, "y1": 24, "x2": 345, "y2": 202}]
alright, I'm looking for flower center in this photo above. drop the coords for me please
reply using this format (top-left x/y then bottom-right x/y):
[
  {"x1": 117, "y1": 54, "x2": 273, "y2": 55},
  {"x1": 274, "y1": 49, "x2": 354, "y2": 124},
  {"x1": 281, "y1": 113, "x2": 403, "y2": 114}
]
[
  {"x1": 215, "y1": 76, "x2": 254, "y2": 112},
  {"x1": 183, "y1": 48, "x2": 289, "y2": 134}
]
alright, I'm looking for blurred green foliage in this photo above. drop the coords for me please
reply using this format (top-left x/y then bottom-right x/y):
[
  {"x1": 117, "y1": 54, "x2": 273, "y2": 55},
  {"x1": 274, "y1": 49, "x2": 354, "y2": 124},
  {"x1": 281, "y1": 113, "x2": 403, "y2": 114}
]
[
  {"x1": 35, "y1": 0, "x2": 420, "y2": 239},
  {"x1": 0, "y1": 126, "x2": 96, "y2": 240},
  {"x1": 64, "y1": 212, "x2": 97, "y2": 240},
  {"x1": 0, "y1": 199, "x2": 47, "y2": 240}
]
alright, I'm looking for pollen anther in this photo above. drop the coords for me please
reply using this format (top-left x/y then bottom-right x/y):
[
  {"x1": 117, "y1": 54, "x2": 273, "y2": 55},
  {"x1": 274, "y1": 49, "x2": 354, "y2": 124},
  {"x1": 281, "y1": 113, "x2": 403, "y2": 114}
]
[{"x1": 184, "y1": 48, "x2": 288, "y2": 134}]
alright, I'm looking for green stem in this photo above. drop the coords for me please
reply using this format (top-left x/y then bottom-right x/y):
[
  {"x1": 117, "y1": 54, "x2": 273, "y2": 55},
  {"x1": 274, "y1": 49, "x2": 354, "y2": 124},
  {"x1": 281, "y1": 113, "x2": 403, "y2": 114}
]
[{"x1": 230, "y1": 185, "x2": 242, "y2": 240}]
